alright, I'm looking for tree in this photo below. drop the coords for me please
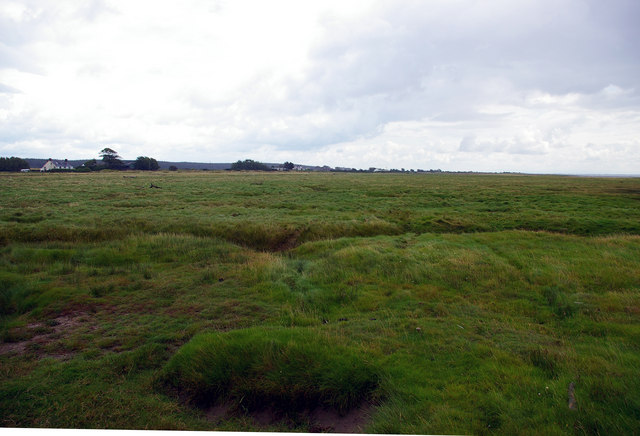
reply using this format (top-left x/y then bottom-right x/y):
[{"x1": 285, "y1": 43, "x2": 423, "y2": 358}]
[
  {"x1": 169, "y1": 165, "x2": 178, "y2": 171},
  {"x1": 283, "y1": 161, "x2": 295, "y2": 170},
  {"x1": 99, "y1": 147, "x2": 126, "y2": 170},
  {"x1": 230, "y1": 159, "x2": 271, "y2": 171},
  {"x1": 82, "y1": 159, "x2": 99, "y2": 171},
  {"x1": 132, "y1": 156, "x2": 160, "y2": 171},
  {"x1": 0, "y1": 157, "x2": 29, "y2": 172}
]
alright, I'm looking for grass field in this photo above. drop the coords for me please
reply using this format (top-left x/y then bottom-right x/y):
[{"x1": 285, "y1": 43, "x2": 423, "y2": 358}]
[{"x1": 1, "y1": 170, "x2": 639, "y2": 434}]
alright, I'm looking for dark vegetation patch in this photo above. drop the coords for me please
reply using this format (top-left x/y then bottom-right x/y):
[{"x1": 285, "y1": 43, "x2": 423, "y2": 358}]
[
  {"x1": 607, "y1": 187, "x2": 640, "y2": 196},
  {"x1": 2, "y1": 211, "x2": 45, "y2": 224}
]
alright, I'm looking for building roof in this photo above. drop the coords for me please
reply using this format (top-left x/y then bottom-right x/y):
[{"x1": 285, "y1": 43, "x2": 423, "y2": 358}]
[{"x1": 41, "y1": 159, "x2": 74, "y2": 171}]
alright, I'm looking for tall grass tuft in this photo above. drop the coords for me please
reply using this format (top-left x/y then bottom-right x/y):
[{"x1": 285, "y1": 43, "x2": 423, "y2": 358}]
[
  {"x1": 542, "y1": 286, "x2": 576, "y2": 319},
  {"x1": 527, "y1": 347, "x2": 559, "y2": 379},
  {"x1": 0, "y1": 272, "x2": 37, "y2": 316}
]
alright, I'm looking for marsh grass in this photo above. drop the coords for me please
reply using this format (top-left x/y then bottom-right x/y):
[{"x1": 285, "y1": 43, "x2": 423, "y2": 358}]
[{"x1": 1, "y1": 171, "x2": 639, "y2": 433}]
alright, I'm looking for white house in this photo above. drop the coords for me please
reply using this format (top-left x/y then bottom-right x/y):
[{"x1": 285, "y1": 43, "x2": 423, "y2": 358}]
[{"x1": 41, "y1": 158, "x2": 74, "y2": 172}]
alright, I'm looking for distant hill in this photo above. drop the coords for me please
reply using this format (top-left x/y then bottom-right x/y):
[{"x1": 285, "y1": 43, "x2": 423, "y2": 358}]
[{"x1": 156, "y1": 161, "x2": 233, "y2": 170}]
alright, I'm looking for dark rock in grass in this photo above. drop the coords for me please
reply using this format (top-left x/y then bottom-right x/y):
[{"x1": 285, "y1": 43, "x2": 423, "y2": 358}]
[{"x1": 568, "y1": 382, "x2": 577, "y2": 410}]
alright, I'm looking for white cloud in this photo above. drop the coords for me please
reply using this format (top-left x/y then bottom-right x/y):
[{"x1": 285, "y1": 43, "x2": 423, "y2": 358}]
[{"x1": 0, "y1": 0, "x2": 639, "y2": 173}]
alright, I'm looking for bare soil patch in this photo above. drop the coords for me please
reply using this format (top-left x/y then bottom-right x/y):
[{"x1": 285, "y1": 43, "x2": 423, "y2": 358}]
[
  {"x1": 203, "y1": 401, "x2": 374, "y2": 433},
  {"x1": 308, "y1": 403, "x2": 373, "y2": 433},
  {"x1": 273, "y1": 228, "x2": 303, "y2": 252},
  {"x1": 0, "y1": 311, "x2": 93, "y2": 360},
  {"x1": 0, "y1": 341, "x2": 27, "y2": 355}
]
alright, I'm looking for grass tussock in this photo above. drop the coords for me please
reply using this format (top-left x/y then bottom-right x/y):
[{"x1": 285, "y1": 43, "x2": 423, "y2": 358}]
[{"x1": 158, "y1": 327, "x2": 382, "y2": 414}]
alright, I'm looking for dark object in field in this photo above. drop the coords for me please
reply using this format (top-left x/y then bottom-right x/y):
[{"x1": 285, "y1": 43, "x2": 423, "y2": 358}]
[
  {"x1": 338, "y1": 317, "x2": 348, "y2": 322},
  {"x1": 150, "y1": 183, "x2": 161, "y2": 189},
  {"x1": 568, "y1": 382, "x2": 577, "y2": 409},
  {"x1": 218, "y1": 278, "x2": 224, "y2": 282}
]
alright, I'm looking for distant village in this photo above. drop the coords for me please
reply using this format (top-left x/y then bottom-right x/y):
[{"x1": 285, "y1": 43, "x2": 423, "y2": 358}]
[{"x1": 2, "y1": 154, "x2": 446, "y2": 174}]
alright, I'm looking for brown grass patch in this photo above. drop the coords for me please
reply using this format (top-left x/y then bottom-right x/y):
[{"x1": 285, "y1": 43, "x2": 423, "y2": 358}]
[{"x1": 0, "y1": 311, "x2": 94, "y2": 360}]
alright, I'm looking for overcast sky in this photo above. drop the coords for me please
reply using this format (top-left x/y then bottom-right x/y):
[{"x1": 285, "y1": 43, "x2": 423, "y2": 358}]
[{"x1": 1, "y1": 0, "x2": 639, "y2": 173}]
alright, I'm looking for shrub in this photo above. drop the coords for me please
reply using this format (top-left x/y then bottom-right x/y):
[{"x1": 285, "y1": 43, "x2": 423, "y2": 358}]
[
  {"x1": 80, "y1": 159, "x2": 101, "y2": 171},
  {"x1": 230, "y1": 159, "x2": 271, "y2": 171},
  {"x1": 132, "y1": 156, "x2": 160, "y2": 171}
]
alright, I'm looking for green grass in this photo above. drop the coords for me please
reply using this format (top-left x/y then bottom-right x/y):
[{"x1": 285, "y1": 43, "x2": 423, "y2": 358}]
[{"x1": 1, "y1": 171, "x2": 639, "y2": 433}]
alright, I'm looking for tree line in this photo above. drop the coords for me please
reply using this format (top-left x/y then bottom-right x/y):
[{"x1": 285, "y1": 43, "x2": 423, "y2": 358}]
[
  {"x1": 75, "y1": 148, "x2": 162, "y2": 171},
  {"x1": 230, "y1": 159, "x2": 294, "y2": 171},
  {"x1": 0, "y1": 157, "x2": 29, "y2": 172},
  {"x1": 2, "y1": 149, "x2": 298, "y2": 173},
  {"x1": 79, "y1": 148, "x2": 159, "y2": 171},
  {"x1": 0, "y1": 149, "x2": 162, "y2": 172}
]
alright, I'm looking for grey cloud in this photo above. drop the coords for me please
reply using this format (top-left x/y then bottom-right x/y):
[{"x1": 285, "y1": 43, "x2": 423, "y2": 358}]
[
  {"x1": 257, "y1": 0, "x2": 634, "y2": 150},
  {"x1": 311, "y1": 0, "x2": 639, "y2": 101},
  {"x1": 171, "y1": 0, "x2": 640, "y2": 154},
  {"x1": 0, "y1": 17, "x2": 29, "y2": 47},
  {"x1": 75, "y1": 0, "x2": 117, "y2": 22},
  {"x1": 585, "y1": 86, "x2": 640, "y2": 110},
  {"x1": 0, "y1": 43, "x2": 44, "y2": 74},
  {"x1": 0, "y1": 82, "x2": 21, "y2": 93},
  {"x1": 0, "y1": 1, "x2": 58, "y2": 48},
  {"x1": 458, "y1": 135, "x2": 550, "y2": 155},
  {"x1": 0, "y1": 110, "x2": 62, "y2": 147}
]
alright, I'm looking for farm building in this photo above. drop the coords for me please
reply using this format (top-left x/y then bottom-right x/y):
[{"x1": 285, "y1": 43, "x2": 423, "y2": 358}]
[{"x1": 40, "y1": 158, "x2": 74, "y2": 172}]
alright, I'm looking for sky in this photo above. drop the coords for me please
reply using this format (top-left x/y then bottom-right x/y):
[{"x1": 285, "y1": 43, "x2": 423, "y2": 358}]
[{"x1": 1, "y1": 0, "x2": 639, "y2": 173}]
